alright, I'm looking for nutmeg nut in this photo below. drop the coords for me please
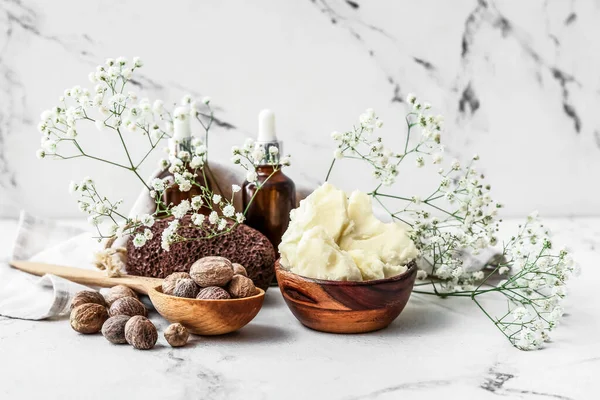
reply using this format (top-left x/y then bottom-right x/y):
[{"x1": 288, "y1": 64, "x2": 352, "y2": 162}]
[
  {"x1": 70, "y1": 303, "x2": 109, "y2": 334},
  {"x1": 104, "y1": 285, "x2": 138, "y2": 306},
  {"x1": 71, "y1": 290, "x2": 107, "y2": 310},
  {"x1": 162, "y1": 272, "x2": 191, "y2": 295},
  {"x1": 196, "y1": 286, "x2": 231, "y2": 300},
  {"x1": 227, "y1": 275, "x2": 257, "y2": 298},
  {"x1": 125, "y1": 316, "x2": 158, "y2": 350},
  {"x1": 172, "y1": 278, "x2": 199, "y2": 298},
  {"x1": 101, "y1": 315, "x2": 131, "y2": 344},
  {"x1": 164, "y1": 323, "x2": 189, "y2": 347},
  {"x1": 109, "y1": 296, "x2": 147, "y2": 318},
  {"x1": 190, "y1": 256, "x2": 234, "y2": 287},
  {"x1": 232, "y1": 263, "x2": 248, "y2": 277}
]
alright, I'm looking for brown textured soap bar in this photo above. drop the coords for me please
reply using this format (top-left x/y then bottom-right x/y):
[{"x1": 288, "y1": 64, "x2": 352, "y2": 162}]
[{"x1": 126, "y1": 216, "x2": 276, "y2": 290}]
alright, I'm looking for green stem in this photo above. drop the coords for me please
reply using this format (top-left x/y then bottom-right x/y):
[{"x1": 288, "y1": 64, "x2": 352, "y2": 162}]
[
  {"x1": 325, "y1": 158, "x2": 336, "y2": 182},
  {"x1": 243, "y1": 169, "x2": 277, "y2": 215}
]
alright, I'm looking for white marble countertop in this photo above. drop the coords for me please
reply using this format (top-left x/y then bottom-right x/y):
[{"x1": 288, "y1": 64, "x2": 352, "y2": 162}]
[{"x1": 0, "y1": 218, "x2": 598, "y2": 400}]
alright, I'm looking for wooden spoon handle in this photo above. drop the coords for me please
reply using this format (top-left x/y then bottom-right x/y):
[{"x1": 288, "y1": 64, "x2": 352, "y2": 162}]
[{"x1": 9, "y1": 260, "x2": 163, "y2": 295}]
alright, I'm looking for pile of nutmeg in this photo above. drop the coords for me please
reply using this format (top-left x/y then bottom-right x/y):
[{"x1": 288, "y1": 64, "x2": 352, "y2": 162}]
[
  {"x1": 163, "y1": 256, "x2": 257, "y2": 299},
  {"x1": 69, "y1": 285, "x2": 188, "y2": 350},
  {"x1": 68, "y1": 256, "x2": 257, "y2": 350}
]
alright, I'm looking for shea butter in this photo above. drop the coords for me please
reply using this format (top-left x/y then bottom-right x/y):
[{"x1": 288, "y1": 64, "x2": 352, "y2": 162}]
[{"x1": 279, "y1": 183, "x2": 418, "y2": 281}]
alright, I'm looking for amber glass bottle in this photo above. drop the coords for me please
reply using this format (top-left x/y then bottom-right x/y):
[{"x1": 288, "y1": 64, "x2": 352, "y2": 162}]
[
  {"x1": 242, "y1": 165, "x2": 296, "y2": 251},
  {"x1": 155, "y1": 165, "x2": 211, "y2": 216},
  {"x1": 155, "y1": 106, "x2": 211, "y2": 216}
]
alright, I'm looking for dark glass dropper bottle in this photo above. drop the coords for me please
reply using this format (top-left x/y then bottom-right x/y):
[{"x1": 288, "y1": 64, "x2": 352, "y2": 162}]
[
  {"x1": 155, "y1": 107, "x2": 211, "y2": 216},
  {"x1": 242, "y1": 110, "x2": 296, "y2": 280}
]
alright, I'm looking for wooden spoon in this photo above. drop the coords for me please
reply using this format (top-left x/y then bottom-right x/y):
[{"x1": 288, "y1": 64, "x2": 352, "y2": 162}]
[{"x1": 10, "y1": 260, "x2": 265, "y2": 335}]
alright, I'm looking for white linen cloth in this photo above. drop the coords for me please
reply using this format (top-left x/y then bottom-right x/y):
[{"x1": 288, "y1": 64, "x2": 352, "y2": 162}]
[{"x1": 0, "y1": 212, "x2": 100, "y2": 320}]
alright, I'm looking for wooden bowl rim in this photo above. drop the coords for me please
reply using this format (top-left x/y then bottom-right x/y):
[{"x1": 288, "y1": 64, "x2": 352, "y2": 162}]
[
  {"x1": 275, "y1": 258, "x2": 417, "y2": 287},
  {"x1": 149, "y1": 285, "x2": 265, "y2": 302}
]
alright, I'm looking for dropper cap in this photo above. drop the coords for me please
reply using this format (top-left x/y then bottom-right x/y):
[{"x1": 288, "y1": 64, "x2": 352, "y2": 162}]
[
  {"x1": 258, "y1": 109, "x2": 277, "y2": 142},
  {"x1": 173, "y1": 107, "x2": 191, "y2": 141},
  {"x1": 255, "y1": 109, "x2": 282, "y2": 165}
]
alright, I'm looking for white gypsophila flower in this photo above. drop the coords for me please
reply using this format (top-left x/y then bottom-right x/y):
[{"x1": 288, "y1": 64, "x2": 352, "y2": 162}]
[
  {"x1": 151, "y1": 178, "x2": 166, "y2": 191},
  {"x1": 202, "y1": 96, "x2": 211, "y2": 105},
  {"x1": 133, "y1": 57, "x2": 143, "y2": 68},
  {"x1": 498, "y1": 266, "x2": 509, "y2": 275},
  {"x1": 36, "y1": 149, "x2": 46, "y2": 159},
  {"x1": 208, "y1": 211, "x2": 219, "y2": 225},
  {"x1": 515, "y1": 327, "x2": 543, "y2": 351},
  {"x1": 451, "y1": 160, "x2": 461, "y2": 170},
  {"x1": 231, "y1": 184, "x2": 241, "y2": 193},
  {"x1": 88, "y1": 215, "x2": 99, "y2": 226},
  {"x1": 152, "y1": 100, "x2": 164, "y2": 113},
  {"x1": 280, "y1": 156, "x2": 291, "y2": 166},
  {"x1": 217, "y1": 218, "x2": 227, "y2": 231},
  {"x1": 252, "y1": 147, "x2": 266, "y2": 163},
  {"x1": 334, "y1": 148, "x2": 344, "y2": 159},
  {"x1": 181, "y1": 94, "x2": 192, "y2": 105},
  {"x1": 432, "y1": 153, "x2": 443, "y2": 164},
  {"x1": 194, "y1": 145, "x2": 207, "y2": 156},
  {"x1": 412, "y1": 196, "x2": 422, "y2": 205},
  {"x1": 161, "y1": 219, "x2": 180, "y2": 251},
  {"x1": 175, "y1": 175, "x2": 192, "y2": 192},
  {"x1": 375, "y1": 120, "x2": 384, "y2": 128},
  {"x1": 191, "y1": 196, "x2": 203, "y2": 210},
  {"x1": 472, "y1": 271, "x2": 484, "y2": 280},
  {"x1": 416, "y1": 156, "x2": 424, "y2": 168},
  {"x1": 244, "y1": 138, "x2": 254, "y2": 150},
  {"x1": 133, "y1": 234, "x2": 147, "y2": 248},
  {"x1": 235, "y1": 212, "x2": 245, "y2": 223},
  {"x1": 511, "y1": 307, "x2": 529, "y2": 322},
  {"x1": 191, "y1": 137, "x2": 203, "y2": 148},
  {"x1": 144, "y1": 229, "x2": 153, "y2": 240},
  {"x1": 406, "y1": 93, "x2": 416, "y2": 104},
  {"x1": 222, "y1": 204, "x2": 235, "y2": 218},
  {"x1": 416, "y1": 270, "x2": 428, "y2": 280},
  {"x1": 68, "y1": 181, "x2": 78, "y2": 193},
  {"x1": 331, "y1": 131, "x2": 341, "y2": 140},
  {"x1": 190, "y1": 156, "x2": 204, "y2": 169},
  {"x1": 95, "y1": 203, "x2": 108, "y2": 214},
  {"x1": 178, "y1": 151, "x2": 190, "y2": 161},
  {"x1": 191, "y1": 213, "x2": 205, "y2": 226},
  {"x1": 212, "y1": 194, "x2": 222, "y2": 205},
  {"x1": 269, "y1": 146, "x2": 279, "y2": 156},
  {"x1": 140, "y1": 214, "x2": 155, "y2": 227},
  {"x1": 246, "y1": 170, "x2": 258, "y2": 183},
  {"x1": 171, "y1": 200, "x2": 191, "y2": 219}
]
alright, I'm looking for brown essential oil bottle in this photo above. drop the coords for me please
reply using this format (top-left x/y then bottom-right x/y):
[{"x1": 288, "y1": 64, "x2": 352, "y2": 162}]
[
  {"x1": 156, "y1": 107, "x2": 211, "y2": 216},
  {"x1": 242, "y1": 110, "x2": 296, "y2": 265}
]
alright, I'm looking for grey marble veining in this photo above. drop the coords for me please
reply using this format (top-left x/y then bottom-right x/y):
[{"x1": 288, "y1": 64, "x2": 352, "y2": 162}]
[{"x1": 0, "y1": 0, "x2": 599, "y2": 218}]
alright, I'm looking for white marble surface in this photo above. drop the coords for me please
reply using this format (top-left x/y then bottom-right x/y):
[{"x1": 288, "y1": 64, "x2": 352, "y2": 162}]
[
  {"x1": 0, "y1": 217, "x2": 598, "y2": 400},
  {"x1": 1, "y1": 0, "x2": 600, "y2": 219}
]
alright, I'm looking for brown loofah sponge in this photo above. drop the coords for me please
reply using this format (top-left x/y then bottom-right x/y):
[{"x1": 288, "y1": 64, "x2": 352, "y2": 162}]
[{"x1": 126, "y1": 216, "x2": 276, "y2": 290}]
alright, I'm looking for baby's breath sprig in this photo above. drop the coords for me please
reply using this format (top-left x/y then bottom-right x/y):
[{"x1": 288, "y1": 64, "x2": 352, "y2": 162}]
[
  {"x1": 325, "y1": 94, "x2": 577, "y2": 350},
  {"x1": 37, "y1": 57, "x2": 290, "y2": 255}
]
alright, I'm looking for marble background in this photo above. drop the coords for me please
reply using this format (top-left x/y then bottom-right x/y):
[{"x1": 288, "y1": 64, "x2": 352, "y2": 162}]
[{"x1": 1, "y1": 0, "x2": 599, "y2": 219}]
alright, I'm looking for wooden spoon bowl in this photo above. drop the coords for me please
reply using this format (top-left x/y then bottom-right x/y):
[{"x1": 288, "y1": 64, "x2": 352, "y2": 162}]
[
  {"x1": 10, "y1": 260, "x2": 265, "y2": 336},
  {"x1": 148, "y1": 285, "x2": 264, "y2": 335},
  {"x1": 275, "y1": 259, "x2": 417, "y2": 334}
]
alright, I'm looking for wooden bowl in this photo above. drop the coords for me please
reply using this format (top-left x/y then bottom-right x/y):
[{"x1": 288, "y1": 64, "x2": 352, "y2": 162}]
[
  {"x1": 147, "y1": 286, "x2": 265, "y2": 335},
  {"x1": 275, "y1": 259, "x2": 417, "y2": 333}
]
